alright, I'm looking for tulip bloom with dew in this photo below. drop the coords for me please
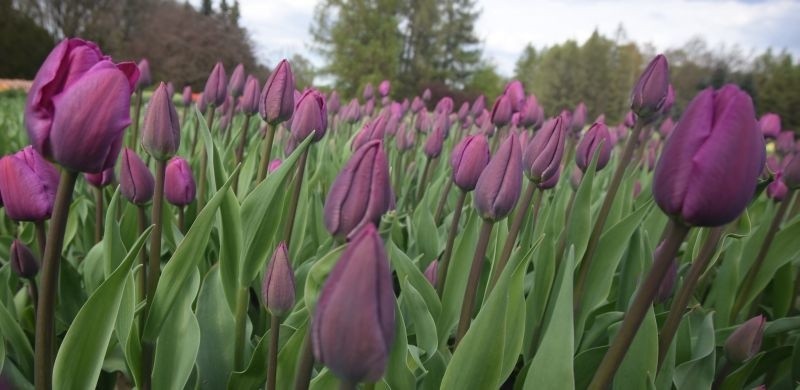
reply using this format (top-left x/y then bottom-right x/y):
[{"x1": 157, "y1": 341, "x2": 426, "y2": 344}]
[{"x1": 0, "y1": 146, "x2": 60, "y2": 222}]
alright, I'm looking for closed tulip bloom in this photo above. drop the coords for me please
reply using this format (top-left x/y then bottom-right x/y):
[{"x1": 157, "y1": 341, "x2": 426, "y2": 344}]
[
  {"x1": 262, "y1": 242, "x2": 296, "y2": 316},
  {"x1": 653, "y1": 85, "x2": 763, "y2": 227},
  {"x1": 328, "y1": 91, "x2": 341, "y2": 115},
  {"x1": 422, "y1": 88, "x2": 432, "y2": 101},
  {"x1": 312, "y1": 224, "x2": 395, "y2": 383},
  {"x1": 228, "y1": 63, "x2": 246, "y2": 97},
  {"x1": 424, "y1": 117, "x2": 447, "y2": 158},
  {"x1": 364, "y1": 99, "x2": 375, "y2": 117},
  {"x1": 120, "y1": 148, "x2": 154, "y2": 205},
  {"x1": 435, "y1": 96, "x2": 454, "y2": 115},
  {"x1": 424, "y1": 260, "x2": 438, "y2": 287},
  {"x1": 240, "y1": 76, "x2": 261, "y2": 116},
  {"x1": 767, "y1": 172, "x2": 788, "y2": 202},
  {"x1": 164, "y1": 157, "x2": 196, "y2": 207},
  {"x1": 84, "y1": 167, "x2": 115, "y2": 188},
  {"x1": 378, "y1": 80, "x2": 390, "y2": 97},
  {"x1": 324, "y1": 140, "x2": 392, "y2": 241},
  {"x1": 11, "y1": 239, "x2": 40, "y2": 279},
  {"x1": 197, "y1": 93, "x2": 207, "y2": 113},
  {"x1": 395, "y1": 124, "x2": 415, "y2": 152},
  {"x1": 624, "y1": 110, "x2": 636, "y2": 128},
  {"x1": 490, "y1": 94, "x2": 512, "y2": 128},
  {"x1": 659, "y1": 118, "x2": 675, "y2": 138},
  {"x1": 504, "y1": 80, "x2": 525, "y2": 112},
  {"x1": 25, "y1": 39, "x2": 138, "y2": 172},
  {"x1": 353, "y1": 113, "x2": 388, "y2": 151},
  {"x1": 451, "y1": 135, "x2": 490, "y2": 191},
  {"x1": 363, "y1": 83, "x2": 374, "y2": 101},
  {"x1": 182, "y1": 86, "x2": 192, "y2": 107},
  {"x1": 142, "y1": 82, "x2": 181, "y2": 160},
  {"x1": 470, "y1": 95, "x2": 485, "y2": 117},
  {"x1": 203, "y1": 61, "x2": 227, "y2": 107},
  {"x1": 631, "y1": 54, "x2": 670, "y2": 120},
  {"x1": 523, "y1": 113, "x2": 567, "y2": 183},
  {"x1": 291, "y1": 89, "x2": 327, "y2": 143},
  {"x1": 537, "y1": 168, "x2": 561, "y2": 190},
  {"x1": 661, "y1": 84, "x2": 676, "y2": 115},
  {"x1": 725, "y1": 315, "x2": 765, "y2": 363},
  {"x1": 518, "y1": 96, "x2": 541, "y2": 128},
  {"x1": 570, "y1": 166, "x2": 583, "y2": 191},
  {"x1": 166, "y1": 82, "x2": 175, "y2": 98},
  {"x1": 758, "y1": 113, "x2": 780, "y2": 139},
  {"x1": 260, "y1": 59, "x2": 295, "y2": 124},
  {"x1": 0, "y1": 146, "x2": 60, "y2": 221},
  {"x1": 457, "y1": 102, "x2": 470, "y2": 122},
  {"x1": 474, "y1": 133, "x2": 523, "y2": 221},
  {"x1": 576, "y1": 122, "x2": 613, "y2": 172},
  {"x1": 572, "y1": 102, "x2": 587, "y2": 133},
  {"x1": 411, "y1": 97, "x2": 424, "y2": 113},
  {"x1": 136, "y1": 59, "x2": 152, "y2": 90},
  {"x1": 781, "y1": 154, "x2": 800, "y2": 189},
  {"x1": 776, "y1": 131, "x2": 795, "y2": 156},
  {"x1": 655, "y1": 258, "x2": 678, "y2": 303}
]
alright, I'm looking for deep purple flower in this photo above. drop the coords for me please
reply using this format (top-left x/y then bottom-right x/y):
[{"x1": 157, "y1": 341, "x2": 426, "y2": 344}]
[
  {"x1": 661, "y1": 84, "x2": 676, "y2": 116},
  {"x1": 767, "y1": 172, "x2": 788, "y2": 202},
  {"x1": 424, "y1": 115, "x2": 448, "y2": 158},
  {"x1": 758, "y1": 113, "x2": 781, "y2": 139},
  {"x1": 474, "y1": 133, "x2": 523, "y2": 221},
  {"x1": 470, "y1": 95, "x2": 485, "y2": 117},
  {"x1": 260, "y1": 59, "x2": 295, "y2": 125},
  {"x1": 571, "y1": 102, "x2": 587, "y2": 133},
  {"x1": 457, "y1": 102, "x2": 470, "y2": 122},
  {"x1": 353, "y1": 113, "x2": 388, "y2": 151},
  {"x1": 240, "y1": 76, "x2": 261, "y2": 116},
  {"x1": 451, "y1": 135, "x2": 490, "y2": 192},
  {"x1": 659, "y1": 118, "x2": 675, "y2": 139},
  {"x1": 518, "y1": 96, "x2": 542, "y2": 128},
  {"x1": 395, "y1": 124, "x2": 415, "y2": 152},
  {"x1": 142, "y1": 82, "x2": 181, "y2": 160},
  {"x1": 0, "y1": 146, "x2": 60, "y2": 221},
  {"x1": 182, "y1": 85, "x2": 192, "y2": 107},
  {"x1": 490, "y1": 94, "x2": 513, "y2": 128},
  {"x1": 776, "y1": 131, "x2": 795, "y2": 156},
  {"x1": 291, "y1": 89, "x2": 327, "y2": 143},
  {"x1": 725, "y1": 315, "x2": 765, "y2": 363},
  {"x1": 523, "y1": 113, "x2": 567, "y2": 184},
  {"x1": 422, "y1": 88, "x2": 431, "y2": 102},
  {"x1": 120, "y1": 148, "x2": 154, "y2": 205},
  {"x1": 228, "y1": 63, "x2": 246, "y2": 97},
  {"x1": 378, "y1": 80, "x2": 390, "y2": 97},
  {"x1": 504, "y1": 80, "x2": 525, "y2": 113},
  {"x1": 631, "y1": 54, "x2": 670, "y2": 120},
  {"x1": 135, "y1": 59, "x2": 151, "y2": 90},
  {"x1": 164, "y1": 157, "x2": 196, "y2": 207},
  {"x1": 11, "y1": 239, "x2": 39, "y2": 279},
  {"x1": 435, "y1": 96, "x2": 454, "y2": 115},
  {"x1": 262, "y1": 242, "x2": 296, "y2": 316},
  {"x1": 363, "y1": 83, "x2": 375, "y2": 101},
  {"x1": 84, "y1": 167, "x2": 115, "y2": 188},
  {"x1": 203, "y1": 61, "x2": 227, "y2": 107},
  {"x1": 328, "y1": 91, "x2": 341, "y2": 115},
  {"x1": 575, "y1": 122, "x2": 613, "y2": 172}
]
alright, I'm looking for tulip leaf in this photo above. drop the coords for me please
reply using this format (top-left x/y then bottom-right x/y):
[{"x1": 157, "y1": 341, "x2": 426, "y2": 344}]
[
  {"x1": 102, "y1": 189, "x2": 126, "y2": 276},
  {"x1": 218, "y1": 189, "x2": 242, "y2": 312},
  {"x1": 413, "y1": 191, "x2": 441, "y2": 263},
  {"x1": 227, "y1": 329, "x2": 268, "y2": 390},
  {"x1": 239, "y1": 135, "x2": 313, "y2": 286},
  {"x1": 52, "y1": 226, "x2": 152, "y2": 390},
  {"x1": 387, "y1": 239, "x2": 441, "y2": 319},
  {"x1": 523, "y1": 236, "x2": 555, "y2": 360},
  {"x1": 400, "y1": 277, "x2": 438, "y2": 358},
  {"x1": 143, "y1": 170, "x2": 236, "y2": 342},
  {"x1": 566, "y1": 145, "x2": 601, "y2": 263},
  {"x1": 275, "y1": 315, "x2": 310, "y2": 390},
  {"x1": 384, "y1": 303, "x2": 416, "y2": 390},
  {"x1": 303, "y1": 245, "x2": 346, "y2": 313},
  {"x1": 196, "y1": 265, "x2": 236, "y2": 390},
  {"x1": 612, "y1": 306, "x2": 657, "y2": 390},
  {"x1": 0, "y1": 299, "x2": 33, "y2": 379},
  {"x1": 673, "y1": 311, "x2": 716, "y2": 390},
  {"x1": 719, "y1": 351, "x2": 764, "y2": 390},
  {"x1": 523, "y1": 247, "x2": 575, "y2": 390}
]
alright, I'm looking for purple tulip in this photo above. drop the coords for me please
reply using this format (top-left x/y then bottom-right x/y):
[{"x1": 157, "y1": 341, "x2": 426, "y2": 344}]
[
  {"x1": 182, "y1": 86, "x2": 193, "y2": 107},
  {"x1": 203, "y1": 61, "x2": 227, "y2": 107},
  {"x1": 378, "y1": 80, "x2": 391, "y2": 97},
  {"x1": 328, "y1": 91, "x2": 341, "y2": 115},
  {"x1": 758, "y1": 113, "x2": 781, "y2": 139},
  {"x1": 197, "y1": 93, "x2": 207, "y2": 113},
  {"x1": 776, "y1": 131, "x2": 795, "y2": 156},
  {"x1": 136, "y1": 59, "x2": 152, "y2": 90},
  {"x1": 262, "y1": 242, "x2": 296, "y2": 316},
  {"x1": 435, "y1": 97, "x2": 454, "y2": 115},
  {"x1": 523, "y1": 113, "x2": 567, "y2": 184},
  {"x1": 661, "y1": 84, "x2": 676, "y2": 115},
  {"x1": 624, "y1": 110, "x2": 636, "y2": 128},
  {"x1": 11, "y1": 239, "x2": 39, "y2": 279},
  {"x1": 84, "y1": 167, "x2": 115, "y2": 188},
  {"x1": 518, "y1": 96, "x2": 542, "y2": 128},
  {"x1": 504, "y1": 80, "x2": 525, "y2": 112},
  {"x1": 631, "y1": 54, "x2": 670, "y2": 120},
  {"x1": 228, "y1": 63, "x2": 246, "y2": 97},
  {"x1": 240, "y1": 76, "x2": 261, "y2": 116},
  {"x1": 268, "y1": 159, "x2": 282, "y2": 174},
  {"x1": 142, "y1": 82, "x2": 181, "y2": 160},
  {"x1": 767, "y1": 172, "x2": 788, "y2": 202},
  {"x1": 645, "y1": 140, "x2": 659, "y2": 172},
  {"x1": 490, "y1": 94, "x2": 513, "y2": 128},
  {"x1": 166, "y1": 82, "x2": 175, "y2": 99},
  {"x1": 538, "y1": 168, "x2": 561, "y2": 190},
  {"x1": 353, "y1": 113, "x2": 388, "y2": 151},
  {"x1": 0, "y1": 146, "x2": 60, "y2": 221},
  {"x1": 120, "y1": 148, "x2": 154, "y2": 205},
  {"x1": 659, "y1": 118, "x2": 675, "y2": 138},
  {"x1": 291, "y1": 89, "x2": 327, "y2": 143},
  {"x1": 363, "y1": 83, "x2": 374, "y2": 101},
  {"x1": 470, "y1": 95, "x2": 485, "y2": 117},
  {"x1": 324, "y1": 140, "x2": 392, "y2": 241},
  {"x1": 457, "y1": 102, "x2": 470, "y2": 122},
  {"x1": 570, "y1": 166, "x2": 583, "y2": 191},
  {"x1": 25, "y1": 39, "x2": 138, "y2": 173},
  {"x1": 260, "y1": 59, "x2": 295, "y2": 125},
  {"x1": 424, "y1": 117, "x2": 447, "y2": 158},
  {"x1": 415, "y1": 109, "x2": 431, "y2": 133},
  {"x1": 595, "y1": 114, "x2": 606, "y2": 124},
  {"x1": 164, "y1": 157, "x2": 196, "y2": 207},
  {"x1": 451, "y1": 135, "x2": 490, "y2": 192},
  {"x1": 576, "y1": 122, "x2": 613, "y2": 172},
  {"x1": 474, "y1": 133, "x2": 523, "y2": 221},
  {"x1": 411, "y1": 97, "x2": 424, "y2": 113},
  {"x1": 725, "y1": 315, "x2": 765, "y2": 363},
  {"x1": 653, "y1": 85, "x2": 763, "y2": 227},
  {"x1": 424, "y1": 260, "x2": 438, "y2": 288},
  {"x1": 422, "y1": 88, "x2": 432, "y2": 102},
  {"x1": 572, "y1": 102, "x2": 587, "y2": 133},
  {"x1": 395, "y1": 124, "x2": 415, "y2": 152},
  {"x1": 312, "y1": 224, "x2": 395, "y2": 383}
]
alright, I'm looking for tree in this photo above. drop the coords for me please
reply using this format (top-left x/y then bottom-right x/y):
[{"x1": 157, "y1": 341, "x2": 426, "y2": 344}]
[
  {"x1": 290, "y1": 53, "x2": 316, "y2": 90},
  {"x1": 397, "y1": 0, "x2": 439, "y2": 96},
  {"x1": 201, "y1": 0, "x2": 212, "y2": 15},
  {"x1": 434, "y1": 0, "x2": 481, "y2": 88},
  {"x1": 514, "y1": 44, "x2": 541, "y2": 91},
  {"x1": 0, "y1": 0, "x2": 54, "y2": 79}
]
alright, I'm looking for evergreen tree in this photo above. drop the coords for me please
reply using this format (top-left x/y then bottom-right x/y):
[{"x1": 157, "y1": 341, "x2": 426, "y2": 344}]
[
  {"x1": 201, "y1": 0, "x2": 213, "y2": 15},
  {"x1": 397, "y1": 0, "x2": 439, "y2": 96},
  {"x1": 435, "y1": 0, "x2": 481, "y2": 88},
  {"x1": 230, "y1": 0, "x2": 240, "y2": 25}
]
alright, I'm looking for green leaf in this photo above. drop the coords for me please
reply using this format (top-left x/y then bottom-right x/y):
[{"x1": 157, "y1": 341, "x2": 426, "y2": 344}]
[
  {"x1": 384, "y1": 303, "x2": 416, "y2": 390},
  {"x1": 218, "y1": 189, "x2": 243, "y2": 312},
  {"x1": 102, "y1": 190, "x2": 126, "y2": 276},
  {"x1": 53, "y1": 227, "x2": 152, "y2": 390},
  {"x1": 152, "y1": 270, "x2": 201, "y2": 390},
  {"x1": 413, "y1": 195, "x2": 441, "y2": 263},
  {"x1": 673, "y1": 311, "x2": 716, "y2": 390},
  {"x1": 0, "y1": 300, "x2": 33, "y2": 379},
  {"x1": 303, "y1": 245, "x2": 346, "y2": 313},
  {"x1": 613, "y1": 306, "x2": 657, "y2": 390},
  {"x1": 719, "y1": 351, "x2": 764, "y2": 390},
  {"x1": 387, "y1": 239, "x2": 441, "y2": 319},
  {"x1": 196, "y1": 265, "x2": 236, "y2": 390},
  {"x1": 400, "y1": 278, "x2": 438, "y2": 357},
  {"x1": 738, "y1": 217, "x2": 800, "y2": 311},
  {"x1": 566, "y1": 146, "x2": 600, "y2": 263}
]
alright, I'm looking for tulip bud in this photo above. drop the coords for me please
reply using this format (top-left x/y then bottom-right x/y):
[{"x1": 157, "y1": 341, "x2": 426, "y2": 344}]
[
  {"x1": 767, "y1": 172, "x2": 788, "y2": 202},
  {"x1": 378, "y1": 80, "x2": 390, "y2": 97},
  {"x1": 776, "y1": 131, "x2": 795, "y2": 156},
  {"x1": 0, "y1": 146, "x2": 60, "y2": 222},
  {"x1": 424, "y1": 260, "x2": 438, "y2": 287},
  {"x1": 504, "y1": 80, "x2": 525, "y2": 113},
  {"x1": 260, "y1": 59, "x2": 295, "y2": 125},
  {"x1": 228, "y1": 63, "x2": 246, "y2": 97},
  {"x1": 457, "y1": 102, "x2": 470, "y2": 122},
  {"x1": 120, "y1": 148, "x2": 154, "y2": 205},
  {"x1": 84, "y1": 167, "x2": 115, "y2": 188},
  {"x1": 262, "y1": 242, "x2": 296, "y2": 316},
  {"x1": 182, "y1": 86, "x2": 192, "y2": 107},
  {"x1": 203, "y1": 61, "x2": 227, "y2": 107},
  {"x1": 324, "y1": 140, "x2": 392, "y2": 241},
  {"x1": 395, "y1": 124, "x2": 415, "y2": 152},
  {"x1": 490, "y1": 94, "x2": 512, "y2": 128},
  {"x1": 353, "y1": 113, "x2": 388, "y2": 151},
  {"x1": 653, "y1": 85, "x2": 763, "y2": 227},
  {"x1": 576, "y1": 122, "x2": 613, "y2": 173},
  {"x1": 422, "y1": 88, "x2": 432, "y2": 102},
  {"x1": 572, "y1": 102, "x2": 587, "y2": 133},
  {"x1": 268, "y1": 159, "x2": 282, "y2": 174},
  {"x1": 291, "y1": 89, "x2": 327, "y2": 143},
  {"x1": 136, "y1": 59, "x2": 152, "y2": 90},
  {"x1": 364, "y1": 99, "x2": 375, "y2": 117},
  {"x1": 655, "y1": 258, "x2": 678, "y2": 303},
  {"x1": 424, "y1": 116, "x2": 447, "y2": 158},
  {"x1": 538, "y1": 168, "x2": 561, "y2": 190},
  {"x1": 624, "y1": 110, "x2": 636, "y2": 128},
  {"x1": 659, "y1": 118, "x2": 674, "y2": 138},
  {"x1": 570, "y1": 166, "x2": 583, "y2": 191},
  {"x1": 164, "y1": 157, "x2": 196, "y2": 207},
  {"x1": 10, "y1": 239, "x2": 39, "y2": 279},
  {"x1": 474, "y1": 133, "x2": 523, "y2": 221},
  {"x1": 411, "y1": 97, "x2": 424, "y2": 113},
  {"x1": 725, "y1": 315, "x2": 765, "y2": 363},
  {"x1": 435, "y1": 97, "x2": 454, "y2": 115},
  {"x1": 328, "y1": 91, "x2": 341, "y2": 115},
  {"x1": 661, "y1": 84, "x2": 676, "y2": 115},
  {"x1": 166, "y1": 82, "x2": 175, "y2": 99},
  {"x1": 312, "y1": 224, "x2": 395, "y2": 383},
  {"x1": 758, "y1": 113, "x2": 780, "y2": 139},
  {"x1": 450, "y1": 135, "x2": 490, "y2": 192},
  {"x1": 197, "y1": 93, "x2": 208, "y2": 113},
  {"x1": 240, "y1": 76, "x2": 261, "y2": 116},
  {"x1": 523, "y1": 114, "x2": 567, "y2": 184},
  {"x1": 471, "y1": 95, "x2": 485, "y2": 117},
  {"x1": 518, "y1": 96, "x2": 542, "y2": 128},
  {"x1": 631, "y1": 54, "x2": 670, "y2": 120},
  {"x1": 142, "y1": 82, "x2": 181, "y2": 160},
  {"x1": 363, "y1": 83, "x2": 374, "y2": 101},
  {"x1": 781, "y1": 153, "x2": 800, "y2": 190}
]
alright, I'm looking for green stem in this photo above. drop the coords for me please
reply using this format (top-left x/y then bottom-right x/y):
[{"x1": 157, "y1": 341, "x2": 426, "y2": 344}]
[
  {"x1": 711, "y1": 359, "x2": 732, "y2": 390},
  {"x1": 34, "y1": 170, "x2": 78, "y2": 390},
  {"x1": 258, "y1": 123, "x2": 277, "y2": 183},
  {"x1": 34, "y1": 220, "x2": 47, "y2": 259},
  {"x1": 198, "y1": 106, "x2": 216, "y2": 208},
  {"x1": 730, "y1": 190, "x2": 793, "y2": 321},
  {"x1": 434, "y1": 179, "x2": 454, "y2": 224},
  {"x1": 233, "y1": 114, "x2": 251, "y2": 194},
  {"x1": 284, "y1": 149, "x2": 309, "y2": 247},
  {"x1": 339, "y1": 379, "x2": 357, "y2": 390},
  {"x1": 234, "y1": 288, "x2": 249, "y2": 370},
  {"x1": 416, "y1": 157, "x2": 432, "y2": 204},
  {"x1": 588, "y1": 219, "x2": 690, "y2": 390},
  {"x1": 182, "y1": 104, "x2": 189, "y2": 128},
  {"x1": 191, "y1": 110, "x2": 201, "y2": 157},
  {"x1": 142, "y1": 160, "x2": 166, "y2": 389},
  {"x1": 177, "y1": 206, "x2": 185, "y2": 234},
  {"x1": 437, "y1": 190, "x2": 467, "y2": 296},
  {"x1": 489, "y1": 183, "x2": 537, "y2": 292},
  {"x1": 137, "y1": 206, "x2": 148, "y2": 306},
  {"x1": 131, "y1": 89, "x2": 143, "y2": 150},
  {"x1": 94, "y1": 187, "x2": 103, "y2": 243},
  {"x1": 574, "y1": 120, "x2": 645, "y2": 313},
  {"x1": 455, "y1": 220, "x2": 494, "y2": 346},
  {"x1": 267, "y1": 314, "x2": 280, "y2": 390},
  {"x1": 294, "y1": 330, "x2": 315, "y2": 390},
  {"x1": 657, "y1": 227, "x2": 724, "y2": 370}
]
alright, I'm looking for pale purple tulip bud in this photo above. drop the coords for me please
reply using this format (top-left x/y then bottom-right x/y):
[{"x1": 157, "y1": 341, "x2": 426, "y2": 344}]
[
  {"x1": 576, "y1": 122, "x2": 613, "y2": 172},
  {"x1": 572, "y1": 102, "x2": 587, "y2": 133},
  {"x1": 758, "y1": 113, "x2": 780, "y2": 139},
  {"x1": 182, "y1": 86, "x2": 192, "y2": 107},
  {"x1": 291, "y1": 89, "x2": 327, "y2": 143},
  {"x1": 654, "y1": 85, "x2": 764, "y2": 227},
  {"x1": 595, "y1": 114, "x2": 606, "y2": 124},
  {"x1": 470, "y1": 95, "x2": 485, "y2": 117},
  {"x1": 203, "y1": 61, "x2": 227, "y2": 107},
  {"x1": 570, "y1": 166, "x2": 583, "y2": 191},
  {"x1": 84, "y1": 167, "x2": 115, "y2": 188},
  {"x1": 240, "y1": 76, "x2": 261, "y2": 116},
  {"x1": 260, "y1": 59, "x2": 295, "y2": 125},
  {"x1": 312, "y1": 224, "x2": 395, "y2": 383},
  {"x1": 776, "y1": 131, "x2": 795, "y2": 156},
  {"x1": 451, "y1": 135, "x2": 490, "y2": 192},
  {"x1": 424, "y1": 260, "x2": 438, "y2": 287},
  {"x1": 136, "y1": 59, "x2": 152, "y2": 90},
  {"x1": 490, "y1": 94, "x2": 512, "y2": 128},
  {"x1": 395, "y1": 124, "x2": 415, "y2": 152},
  {"x1": 537, "y1": 168, "x2": 561, "y2": 190},
  {"x1": 504, "y1": 80, "x2": 525, "y2": 113},
  {"x1": 767, "y1": 172, "x2": 788, "y2": 202},
  {"x1": 142, "y1": 82, "x2": 181, "y2": 160},
  {"x1": 435, "y1": 97, "x2": 454, "y2": 115},
  {"x1": 328, "y1": 91, "x2": 341, "y2": 115},
  {"x1": 120, "y1": 148, "x2": 154, "y2": 205},
  {"x1": 378, "y1": 80, "x2": 390, "y2": 97},
  {"x1": 363, "y1": 83, "x2": 375, "y2": 101},
  {"x1": 11, "y1": 239, "x2": 39, "y2": 279},
  {"x1": 197, "y1": 93, "x2": 208, "y2": 113},
  {"x1": 624, "y1": 110, "x2": 636, "y2": 128},
  {"x1": 353, "y1": 113, "x2": 388, "y2": 151},
  {"x1": 228, "y1": 63, "x2": 246, "y2": 97},
  {"x1": 165, "y1": 157, "x2": 196, "y2": 207},
  {"x1": 660, "y1": 84, "x2": 675, "y2": 115},
  {"x1": 725, "y1": 315, "x2": 765, "y2": 363},
  {"x1": 518, "y1": 96, "x2": 541, "y2": 128},
  {"x1": 262, "y1": 242, "x2": 296, "y2": 316},
  {"x1": 422, "y1": 88, "x2": 432, "y2": 102},
  {"x1": 411, "y1": 97, "x2": 424, "y2": 113},
  {"x1": 523, "y1": 113, "x2": 567, "y2": 184},
  {"x1": 415, "y1": 109, "x2": 431, "y2": 133},
  {"x1": 424, "y1": 117, "x2": 447, "y2": 159},
  {"x1": 166, "y1": 82, "x2": 175, "y2": 99},
  {"x1": 457, "y1": 102, "x2": 470, "y2": 122},
  {"x1": 0, "y1": 146, "x2": 60, "y2": 221},
  {"x1": 659, "y1": 118, "x2": 674, "y2": 138},
  {"x1": 631, "y1": 54, "x2": 670, "y2": 120},
  {"x1": 474, "y1": 133, "x2": 523, "y2": 221}
]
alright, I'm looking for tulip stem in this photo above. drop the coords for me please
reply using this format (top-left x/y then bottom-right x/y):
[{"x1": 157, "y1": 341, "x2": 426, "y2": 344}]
[
  {"x1": 198, "y1": 106, "x2": 216, "y2": 209},
  {"x1": 574, "y1": 120, "x2": 644, "y2": 314},
  {"x1": 191, "y1": 110, "x2": 201, "y2": 156},
  {"x1": 28, "y1": 278, "x2": 39, "y2": 321},
  {"x1": 437, "y1": 190, "x2": 467, "y2": 296},
  {"x1": 711, "y1": 359, "x2": 732, "y2": 390},
  {"x1": 730, "y1": 191, "x2": 793, "y2": 322},
  {"x1": 132, "y1": 89, "x2": 143, "y2": 151},
  {"x1": 267, "y1": 314, "x2": 280, "y2": 390},
  {"x1": 137, "y1": 206, "x2": 148, "y2": 305},
  {"x1": 294, "y1": 330, "x2": 315, "y2": 390},
  {"x1": 489, "y1": 182, "x2": 538, "y2": 292},
  {"x1": 233, "y1": 114, "x2": 251, "y2": 194},
  {"x1": 34, "y1": 220, "x2": 46, "y2": 259},
  {"x1": 657, "y1": 227, "x2": 724, "y2": 370},
  {"x1": 588, "y1": 219, "x2": 690, "y2": 390},
  {"x1": 142, "y1": 160, "x2": 166, "y2": 389},
  {"x1": 35, "y1": 169, "x2": 78, "y2": 390},
  {"x1": 434, "y1": 179, "x2": 454, "y2": 224},
  {"x1": 417, "y1": 157, "x2": 432, "y2": 204},
  {"x1": 182, "y1": 104, "x2": 189, "y2": 128},
  {"x1": 234, "y1": 287, "x2": 249, "y2": 370},
  {"x1": 339, "y1": 379, "x2": 357, "y2": 390},
  {"x1": 284, "y1": 149, "x2": 309, "y2": 248},
  {"x1": 455, "y1": 219, "x2": 494, "y2": 346},
  {"x1": 94, "y1": 187, "x2": 103, "y2": 243},
  {"x1": 177, "y1": 206, "x2": 185, "y2": 233},
  {"x1": 258, "y1": 123, "x2": 277, "y2": 183}
]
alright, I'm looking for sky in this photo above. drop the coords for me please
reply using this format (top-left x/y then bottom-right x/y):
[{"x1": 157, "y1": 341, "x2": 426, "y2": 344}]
[{"x1": 200, "y1": 0, "x2": 800, "y2": 77}]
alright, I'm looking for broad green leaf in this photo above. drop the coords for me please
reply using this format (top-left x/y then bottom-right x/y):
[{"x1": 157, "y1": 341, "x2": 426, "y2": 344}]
[
  {"x1": 152, "y1": 270, "x2": 201, "y2": 390},
  {"x1": 400, "y1": 278, "x2": 438, "y2": 357},
  {"x1": 303, "y1": 245, "x2": 346, "y2": 312},
  {"x1": 413, "y1": 197, "x2": 441, "y2": 264},
  {"x1": 102, "y1": 190, "x2": 125, "y2": 276},
  {"x1": 0, "y1": 300, "x2": 33, "y2": 379},
  {"x1": 673, "y1": 311, "x2": 716, "y2": 390},
  {"x1": 719, "y1": 351, "x2": 764, "y2": 390},
  {"x1": 218, "y1": 189, "x2": 242, "y2": 312},
  {"x1": 613, "y1": 306, "x2": 657, "y2": 390},
  {"x1": 566, "y1": 146, "x2": 600, "y2": 263},
  {"x1": 196, "y1": 266, "x2": 236, "y2": 390},
  {"x1": 387, "y1": 239, "x2": 441, "y2": 319},
  {"x1": 384, "y1": 304, "x2": 416, "y2": 390}
]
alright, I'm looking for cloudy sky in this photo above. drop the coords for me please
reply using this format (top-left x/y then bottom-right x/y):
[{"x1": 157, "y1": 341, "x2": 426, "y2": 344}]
[{"x1": 208, "y1": 0, "x2": 800, "y2": 76}]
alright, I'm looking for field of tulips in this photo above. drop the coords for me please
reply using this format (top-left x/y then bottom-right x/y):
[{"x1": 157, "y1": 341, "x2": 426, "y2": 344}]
[{"x1": 1, "y1": 38, "x2": 800, "y2": 390}]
